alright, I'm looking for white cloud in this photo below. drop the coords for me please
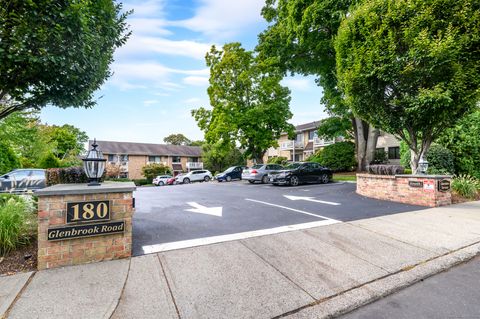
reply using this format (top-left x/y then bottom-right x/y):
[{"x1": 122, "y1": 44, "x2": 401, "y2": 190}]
[
  {"x1": 182, "y1": 76, "x2": 209, "y2": 87},
  {"x1": 143, "y1": 100, "x2": 159, "y2": 106},
  {"x1": 171, "y1": 0, "x2": 265, "y2": 39},
  {"x1": 282, "y1": 78, "x2": 313, "y2": 92},
  {"x1": 184, "y1": 97, "x2": 202, "y2": 104},
  {"x1": 116, "y1": 36, "x2": 212, "y2": 60},
  {"x1": 108, "y1": 61, "x2": 208, "y2": 90}
]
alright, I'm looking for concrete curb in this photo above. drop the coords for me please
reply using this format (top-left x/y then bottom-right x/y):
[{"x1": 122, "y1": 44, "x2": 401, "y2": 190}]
[{"x1": 279, "y1": 242, "x2": 480, "y2": 318}]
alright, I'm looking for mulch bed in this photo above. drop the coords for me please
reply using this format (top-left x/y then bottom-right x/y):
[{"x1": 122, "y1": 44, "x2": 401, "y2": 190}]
[
  {"x1": 0, "y1": 239, "x2": 37, "y2": 276},
  {"x1": 452, "y1": 192, "x2": 480, "y2": 204}
]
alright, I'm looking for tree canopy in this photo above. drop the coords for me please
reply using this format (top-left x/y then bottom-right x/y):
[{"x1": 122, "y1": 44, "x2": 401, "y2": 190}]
[
  {"x1": 201, "y1": 142, "x2": 245, "y2": 174},
  {"x1": 0, "y1": 0, "x2": 131, "y2": 120},
  {"x1": 335, "y1": 0, "x2": 480, "y2": 171},
  {"x1": 192, "y1": 43, "x2": 294, "y2": 163},
  {"x1": 163, "y1": 134, "x2": 191, "y2": 146},
  {"x1": 257, "y1": 0, "x2": 379, "y2": 171}
]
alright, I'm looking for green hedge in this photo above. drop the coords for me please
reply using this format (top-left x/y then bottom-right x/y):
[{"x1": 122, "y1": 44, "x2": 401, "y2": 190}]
[
  {"x1": 308, "y1": 141, "x2": 356, "y2": 172},
  {"x1": 45, "y1": 167, "x2": 89, "y2": 186},
  {"x1": 426, "y1": 144, "x2": 454, "y2": 175},
  {"x1": 267, "y1": 156, "x2": 288, "y2": 165},
  {"x1": 0, "y1": 142, "x2": 20, "y2": 175}
]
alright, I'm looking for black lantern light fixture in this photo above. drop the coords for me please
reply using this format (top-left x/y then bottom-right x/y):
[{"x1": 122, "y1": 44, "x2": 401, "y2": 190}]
[
  {"x1": 418, "y1": 155, "x2": 429, "y2": 175},
  {"x1": 83, "y1": 139, "x2": 106, "y2": 186}
]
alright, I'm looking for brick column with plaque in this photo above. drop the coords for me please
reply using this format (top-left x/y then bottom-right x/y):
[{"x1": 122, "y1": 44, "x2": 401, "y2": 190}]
[{"x1": 36, "y1": 182, "x2": 136, "y2": 270}]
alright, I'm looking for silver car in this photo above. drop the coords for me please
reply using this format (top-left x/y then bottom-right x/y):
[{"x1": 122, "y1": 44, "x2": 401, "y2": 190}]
[
  {"x1": 153, "y1": 175, "x2": 172, "y2": 186},
  {"x1": 242, "y1": 164, "x2": 284, "y2": 184}
]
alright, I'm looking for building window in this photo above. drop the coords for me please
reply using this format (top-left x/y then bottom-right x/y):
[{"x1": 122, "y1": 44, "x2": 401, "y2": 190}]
[
  {"x1": 189, "y1": 157, "x2": 198, "y2": 163},
  {"x1": 308, "y1": 130, "x2": 318, "y2": 140},
  {"x1": 119, "y1": 172, "x2": 128, "y2": 179},
  {"x1": 295, "y1": 133, "x2": 303, "y2": 142},
  {"x1": 294, "y1": 154, "x2": 303, "y2": 161},
  {"x1": 148, "y1": 156, "x2": 161, "y2": 163},
  {"x1": 119, "y1": 154, "x2": 128, "y2": 162},
  {"x1": 172, "y1": 156, "x2": 181, "y2": 163},
  {"x1": 108, "y1": 154, "x2": 117, "y2": 162},
  {"x1": 388, "y1": 147, "x2": 400, "y2": 160}
]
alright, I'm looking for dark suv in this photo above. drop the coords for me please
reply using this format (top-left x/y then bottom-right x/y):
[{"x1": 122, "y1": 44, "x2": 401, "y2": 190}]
[
  {"x1": 269, "y1": 162, "x2": 332, "y2": 186},
  {"x1": 0, "y1": 169, "x2": 46, "y2": 192}
]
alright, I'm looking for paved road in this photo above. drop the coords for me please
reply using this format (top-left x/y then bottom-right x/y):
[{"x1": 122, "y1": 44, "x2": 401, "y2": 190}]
[
  {"x1": 132, "y1": 181, "x2": 424, "y2": 256},
  {"x1": 342, "y1": 256, "x2": 480, "y2": 319}
]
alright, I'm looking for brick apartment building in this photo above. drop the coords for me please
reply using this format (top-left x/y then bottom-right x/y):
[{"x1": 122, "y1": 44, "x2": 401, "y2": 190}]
[
  {"x1": 93, "y1": 140, "x2": 203, "y2": 179},
  {"x1": 264, "y1": 120, "x2": 401, "y2": 164}
]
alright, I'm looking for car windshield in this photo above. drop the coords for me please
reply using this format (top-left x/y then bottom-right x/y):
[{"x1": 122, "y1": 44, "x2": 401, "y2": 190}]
[
  {"x1": 224, "y1": 167, "x2": 236, "y2": 173},
  {"x1": 251, "y1": 165, "x2": 263, "y2": 169},
  {"x1": 284, "y1": 163, "x2": 302, "y2": 170}
]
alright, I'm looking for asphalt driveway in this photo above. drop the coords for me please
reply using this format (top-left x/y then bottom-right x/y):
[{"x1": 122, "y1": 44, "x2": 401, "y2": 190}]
[{"x1": 132, "y1": 181, "x2": 425, "y2": 256}]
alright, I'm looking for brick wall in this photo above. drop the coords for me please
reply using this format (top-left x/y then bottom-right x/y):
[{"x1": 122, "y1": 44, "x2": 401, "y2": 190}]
[
  {"x1": 357, "y1": 174, "x2": 451, "y2": 207},
  {"x1": 37, "y1": 191, "x2": 134, "y2": 270}
]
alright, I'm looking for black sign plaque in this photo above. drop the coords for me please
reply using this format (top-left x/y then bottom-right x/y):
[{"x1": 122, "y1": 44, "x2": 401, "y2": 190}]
[
  {"x1": 47, "y1": 221, "x2": 125, "y2": 241},
  {"x1": 408, "y1": 180, "x2": 424, "y2": 188},
  {"x1": 438, "y1": 179, "x2": 451, "y2": 192},
  {"x1": 66, "y1": 200, "x2": 110, "y2": 224}
]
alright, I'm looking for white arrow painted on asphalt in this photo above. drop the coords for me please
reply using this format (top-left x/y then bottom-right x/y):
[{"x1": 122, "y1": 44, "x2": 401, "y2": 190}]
[
  {"x1": 283, "y1": 195, "x2": 340, "y2": 206},
  {"x1": 185, "y1": 202, "x2": 223, "y2": 217}
]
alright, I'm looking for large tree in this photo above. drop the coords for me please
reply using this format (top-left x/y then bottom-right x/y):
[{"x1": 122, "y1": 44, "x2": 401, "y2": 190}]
[
  {"x1": 257, "y1": 0, "x2": 378, "y2": 171},
  {"x1": 163, "y1": 134, "x2": 191, "y2": 146},
  {"x1": 201, "y1": 142, "x2": 245, "y2": 173},
  {"x1": 192, "y1": 43, "x2": 294, "y2": 163},
  {"x1": 0, "y1": 0, "x2": 130, "y2": 120},
  {"x1": 335, "y1": 0, "x2": 480, "y2": 172}
]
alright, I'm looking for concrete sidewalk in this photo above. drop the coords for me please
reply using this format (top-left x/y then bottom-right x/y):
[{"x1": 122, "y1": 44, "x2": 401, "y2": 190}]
[{"x1": 1, "y1": 201, "x2": 479, "y2": 319}]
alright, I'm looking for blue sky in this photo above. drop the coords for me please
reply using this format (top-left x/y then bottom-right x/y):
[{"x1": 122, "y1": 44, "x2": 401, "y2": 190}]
[{"x1": 40, "y1": 0, "x2": 327, "y2": 143}]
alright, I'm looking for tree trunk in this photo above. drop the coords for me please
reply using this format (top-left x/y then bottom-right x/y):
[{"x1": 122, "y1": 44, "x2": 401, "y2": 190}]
[
  {"x1": 365, "y1": 126, "x2": 380, "y2": 165},
  {"x1": 355, "y1": 118, "x2": 367, "y2": 171},
  {"x1": 410, "y1": 138, "x2": 433, "y2": 174}
]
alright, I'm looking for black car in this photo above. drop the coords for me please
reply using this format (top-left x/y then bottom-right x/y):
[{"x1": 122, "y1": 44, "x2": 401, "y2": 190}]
[
  {"x1": 215, "y1": 166, "x2": 244, "y2": 182},
  {"x1": 269, "y1": 162, "x2": 332, "y2": 186},
  {"x1": 0, "y1": 169, "x2": 46, "y2": 192}
]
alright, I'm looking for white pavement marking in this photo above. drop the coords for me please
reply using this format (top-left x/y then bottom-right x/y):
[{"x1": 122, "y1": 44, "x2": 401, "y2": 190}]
[
  {"x1": 283, "y1": 195, "x2": 341, "y2": 206},
  {"x1": 245, "y1": 198, "x2": 340, "y2": 221},
  {"x1": 185, "y1": 202, "x2": 223, "y2": 217},
  {"x1": 142, "y1": 219, "x2": 341, "y2": 254}
]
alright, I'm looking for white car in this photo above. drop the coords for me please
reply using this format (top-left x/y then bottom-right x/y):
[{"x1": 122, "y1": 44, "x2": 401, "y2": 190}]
[
  {"x1": 153, "y1": 175, "x2": 172, "y2": 186},
  {"x1": 175, "y1": 170, "x2": 212, "y2": 184}
]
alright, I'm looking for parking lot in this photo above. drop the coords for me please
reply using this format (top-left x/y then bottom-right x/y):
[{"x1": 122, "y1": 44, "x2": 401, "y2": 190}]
[{"x1": 132, "y1": 181, "x2": 425, "y2": 256}]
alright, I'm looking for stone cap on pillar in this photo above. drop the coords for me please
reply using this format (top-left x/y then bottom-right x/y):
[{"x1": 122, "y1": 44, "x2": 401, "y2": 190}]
[{"x1": 35, "y1": 182, "x2": 136, "y2": 196}]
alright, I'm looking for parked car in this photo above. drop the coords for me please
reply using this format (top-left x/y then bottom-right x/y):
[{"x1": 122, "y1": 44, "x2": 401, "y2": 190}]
[
  {"x1": 242, "y1": 164, "x2": 284, "y2": 184},
  {"x1": 216, "y1": 166, "x2": 244, "y2": 182},
  {"x1": 166, "y1": 176, "x2": 176, "y2": 185},
  {"x1": 269, "y1": 162, "x2": 332, "y2": 186},
  {"x1": 153, "y1": 175, "x2": 172, "y2": 186},
  {"x1": 175, "y1": 170, "x2": 213, "y2": 184},
  {"x1": 0, "y1": 169, "x2": 46, "y2": 192}
]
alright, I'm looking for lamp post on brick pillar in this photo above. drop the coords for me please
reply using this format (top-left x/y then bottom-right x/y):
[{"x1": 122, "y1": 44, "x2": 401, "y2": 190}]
[{"x1": 83, "y1": 139, "x2": 106, "y2": 186}]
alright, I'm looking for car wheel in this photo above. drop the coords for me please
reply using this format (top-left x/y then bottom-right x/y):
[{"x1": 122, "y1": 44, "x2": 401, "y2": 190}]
[
  {"x1": 159, "y1": 181, "x2": 164, "y2": 186},
  {"x1": 248, "y1": 180, "x2": 255, "y2": 184},
  {"x1": 226, "y1": 176, "x2": 232, "y2": 182},
  {"x1": 289, "y1": 176, "x2": 299, "y2": 186},
  {"x1": 204, "y1": 176, "x2": 210, "y2": 182},
  {"x1": 261, "y1": 175, "x2": 269, "y2": 184},
  {"x1": 320, "y1": 174, "x2": 329, "y2": 184},
  {"x1": 183, "y1": 178, "x2": 190, "y2": 184}
]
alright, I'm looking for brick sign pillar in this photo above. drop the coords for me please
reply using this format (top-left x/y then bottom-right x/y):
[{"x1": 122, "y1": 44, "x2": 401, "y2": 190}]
[
  {"x1": 36, "y1": 182, "x2": 136, "y2": 270},
  {"x1": 357, "y1": 174, "x2": 451, "y2": 207}
]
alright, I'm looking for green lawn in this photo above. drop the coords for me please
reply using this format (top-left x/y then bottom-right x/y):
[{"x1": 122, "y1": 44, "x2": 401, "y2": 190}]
[{"x1": 333, "y1": 174, "x2": 357, "y2": 182}]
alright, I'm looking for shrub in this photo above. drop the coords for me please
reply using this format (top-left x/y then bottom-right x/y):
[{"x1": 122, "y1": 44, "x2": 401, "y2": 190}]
[
  {"x1": 0, "y1": 142, "x2": 20, "y2": 175},
  {"x1": 39, "y1": 152, "x2": 61, "y2": 169},
  {"x1": 46, "y1": 167, "x2": 89, "y2": 186},
  {"x1": 451, "y1": 175, "x2": 479, "y2": 199},
  {"x1": 404, "y1": 168, "x2": 412, "y2": 174},
  {"x1": 141, "y1": 163, "x2": 172, "y2": 183},
  {"x1": 132, "y1": 179, "x2": 149, "y2": 186},
  {"x1": 426, "y1": 144, "x2": 454, "y2": 175},
  {"x1": 106, "y1": 163, "x2": 122, "y2": 179},
  {"x1": 400, "y1": 141, "x2": 411, "y2": 169},
  {"x1": 371, "y1": 149, "x2": 389, "y2": 164},
  {"x1": 0, "y1": 195, "x2": 36, "y2": 256},
  {"x1": 268, "y1": 156, "x2": 288, "y2": 165},
  {"x1": 367, "y1": 165, "x2": 405, "y2": 175},
  {"x1": 309, "y1": 141, "x2": 356, "y2": 172}
]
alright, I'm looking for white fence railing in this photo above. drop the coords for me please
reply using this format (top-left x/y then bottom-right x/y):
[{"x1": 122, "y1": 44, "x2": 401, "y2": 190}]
[
  {"x1": 313, "y1": 137, "x2": 335, "y2": 147},
  {"x1": 280, "y1": 141, "x2": 304, "y2": 150},
  {"x1": 186, "y1": 162, "x2": 203, "y2": 169}
]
